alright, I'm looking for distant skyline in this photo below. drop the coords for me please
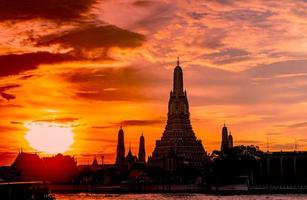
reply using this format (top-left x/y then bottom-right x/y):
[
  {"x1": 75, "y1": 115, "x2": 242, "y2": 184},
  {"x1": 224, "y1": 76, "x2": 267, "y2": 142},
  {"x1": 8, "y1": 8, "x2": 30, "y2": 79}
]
[{"x1": 1, "y1": 0, "x2": 307, "y2": 165}]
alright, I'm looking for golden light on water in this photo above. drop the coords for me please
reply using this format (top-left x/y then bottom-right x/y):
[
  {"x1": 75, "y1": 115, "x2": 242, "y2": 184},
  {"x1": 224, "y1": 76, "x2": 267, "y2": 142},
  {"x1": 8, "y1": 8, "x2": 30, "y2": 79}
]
[{"x1": 24, "y1": 122, "x2": 74, "y2": 154}]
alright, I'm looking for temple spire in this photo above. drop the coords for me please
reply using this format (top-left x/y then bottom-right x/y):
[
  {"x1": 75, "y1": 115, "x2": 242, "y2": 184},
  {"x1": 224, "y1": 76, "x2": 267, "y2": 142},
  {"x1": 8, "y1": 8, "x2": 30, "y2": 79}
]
[
  {"x1": 148, "y1": 58, "x2": 206, "y2": 171},
  {"x1": 173, "y1": 58, "x2": 184, "y2": 95},
  {"x1": 221, "y1": 124, "x2": 229, "y2": 152},
  {"x1": 138, "y1": 133, "x2": 146, "y2": 163},
  {"x1": 115, "y1": 127, "x2": 125, "y2": 167}
]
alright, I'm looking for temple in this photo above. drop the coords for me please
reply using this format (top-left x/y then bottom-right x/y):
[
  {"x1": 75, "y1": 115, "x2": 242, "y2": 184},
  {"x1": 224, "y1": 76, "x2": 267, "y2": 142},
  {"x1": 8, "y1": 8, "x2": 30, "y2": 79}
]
[
  {"x1": 220, "y1": 124, "x2": 234, "y2": 151},
  {"x1": 115, "y1": 127, "x2": 147, "y2": 171},
  {"x1": 115, "y1": 127, "x2": 125, "y2": 168},
  {"x1": 148, "y1": 58, "x2": 207, "y2": 171},
  {"x1": 138, "y1": 134, "x2": 146, "y2": 163},
  {"x1": 221, "y1": 124, "x2": 229, "y2": 152}
]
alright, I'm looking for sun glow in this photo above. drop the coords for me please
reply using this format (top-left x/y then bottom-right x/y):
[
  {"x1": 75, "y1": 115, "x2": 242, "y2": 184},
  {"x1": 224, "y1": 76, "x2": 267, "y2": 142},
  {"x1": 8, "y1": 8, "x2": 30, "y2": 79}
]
[{"x1": 24, "y1": 122, "x2": 74, "y2": 154}]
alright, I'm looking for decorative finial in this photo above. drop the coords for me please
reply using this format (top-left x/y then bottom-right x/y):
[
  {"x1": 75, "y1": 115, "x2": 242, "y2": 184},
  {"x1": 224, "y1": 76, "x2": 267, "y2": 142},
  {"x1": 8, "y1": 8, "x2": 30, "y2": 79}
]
[{"x1": 177, "y1": 57, "x2": 180, "y2": 66}]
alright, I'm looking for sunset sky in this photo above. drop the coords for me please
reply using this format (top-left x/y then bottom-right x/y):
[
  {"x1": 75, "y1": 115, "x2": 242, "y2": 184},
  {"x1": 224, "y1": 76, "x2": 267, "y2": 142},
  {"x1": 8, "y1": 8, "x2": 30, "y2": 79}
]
[{"x1": 1, "y1": 0, "x2": 307, "y2": 166}]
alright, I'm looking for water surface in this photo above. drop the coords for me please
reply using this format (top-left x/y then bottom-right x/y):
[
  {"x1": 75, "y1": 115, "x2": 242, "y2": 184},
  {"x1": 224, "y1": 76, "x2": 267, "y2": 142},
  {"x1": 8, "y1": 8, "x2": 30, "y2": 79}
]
[{"x1": 54, "y1": 193, "x2": 307, "y2": 200}]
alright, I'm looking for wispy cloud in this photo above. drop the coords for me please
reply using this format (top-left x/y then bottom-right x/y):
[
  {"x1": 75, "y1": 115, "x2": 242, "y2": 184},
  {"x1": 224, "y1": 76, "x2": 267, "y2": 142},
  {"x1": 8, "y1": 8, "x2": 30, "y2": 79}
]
[{"x1": 0, "y1": 0, "x2": 98, "y2": 22}]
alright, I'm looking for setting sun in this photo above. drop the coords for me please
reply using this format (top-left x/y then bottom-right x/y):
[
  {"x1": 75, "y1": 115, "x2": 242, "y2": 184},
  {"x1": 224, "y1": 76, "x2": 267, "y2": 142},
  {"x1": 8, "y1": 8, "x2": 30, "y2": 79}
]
[{"x1": 24, "y1": 122, "x2": 74, "y2": 154}]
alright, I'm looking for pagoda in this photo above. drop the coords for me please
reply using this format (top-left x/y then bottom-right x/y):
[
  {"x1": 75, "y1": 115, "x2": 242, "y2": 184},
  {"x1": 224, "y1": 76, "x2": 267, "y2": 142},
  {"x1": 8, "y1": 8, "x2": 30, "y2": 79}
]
[{"x1": 148, "y1": 58, "x2": 207, "y2": 171}]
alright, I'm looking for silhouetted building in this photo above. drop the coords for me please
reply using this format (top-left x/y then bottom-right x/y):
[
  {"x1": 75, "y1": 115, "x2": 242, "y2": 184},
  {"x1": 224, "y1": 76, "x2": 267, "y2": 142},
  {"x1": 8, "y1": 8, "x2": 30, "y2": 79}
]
[
  {"x1": 12, "y1": 152, "x2": 43, "y2": 180},
  {"x1": 211, "y1": 145, "x2": 260, "y2": 185},
  {"x1": 115, "y1": 127, "x2": 125, "y2": 168},
  {"x1": 162, "y1": 147, "x2": 178, "y2": 172},
  {"x1": 138, "y1": 134, "x2": 146, "y2": 163},
  {"x1": 221, "y1": 124, "x2": 229, "y2": 152},
  {"x1": 148, "y1": 58, "x2": 207, "y2": 171},
  {"x1": 92, "y1": 157, "x2": 98, "y2": 166},
  {"x1": 126, "y1": 148, "x2": 137, "y2": 170},
  {"x1": 228, "y1": 132, "x2": 233, "y2": 148},
  {"x1": 253, "y1": 151, "x2": 307, "y2": 185}
]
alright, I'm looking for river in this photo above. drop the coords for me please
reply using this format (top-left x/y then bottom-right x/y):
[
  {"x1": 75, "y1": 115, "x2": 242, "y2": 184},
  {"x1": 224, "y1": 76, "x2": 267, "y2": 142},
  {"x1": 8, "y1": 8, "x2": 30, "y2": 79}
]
[{"x1": 53, "y1": 193, "x2": 307, "y2": 200}]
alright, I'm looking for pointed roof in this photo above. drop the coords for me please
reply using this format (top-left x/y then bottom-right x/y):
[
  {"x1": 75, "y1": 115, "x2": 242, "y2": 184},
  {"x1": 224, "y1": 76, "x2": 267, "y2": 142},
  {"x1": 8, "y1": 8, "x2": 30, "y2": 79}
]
[
  {"x1": 92, "y1": 157, "x2": 98, "y2": 167},
  {"x1": 173, "y1": 58, "x2": 184, "y2": 95},
  {"x1": 222, "y1": 123, "x2": 228, "y2": 132},
  {"x1": 127, "y1": 146, "x2": 132, "y2": 156},
  {"x1": 126, "y1": 147, "x2": 135, "y2": 162},
  {"x1": 118, "y1": 126, "x2": 124, "y2": 134}
]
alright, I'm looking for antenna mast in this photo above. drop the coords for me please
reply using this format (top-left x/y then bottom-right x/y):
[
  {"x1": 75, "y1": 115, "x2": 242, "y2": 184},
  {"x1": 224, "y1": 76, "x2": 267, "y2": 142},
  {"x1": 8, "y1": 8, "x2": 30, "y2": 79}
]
[{"x1": 266, "y1": 135, "x2": 269, "y2": 152}]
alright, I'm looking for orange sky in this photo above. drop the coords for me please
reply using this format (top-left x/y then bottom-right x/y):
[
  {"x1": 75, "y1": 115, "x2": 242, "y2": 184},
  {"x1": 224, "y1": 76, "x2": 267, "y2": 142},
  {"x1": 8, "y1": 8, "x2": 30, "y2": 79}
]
[{"x1": 1, "y1": 0, "x2": 307, "y2": 166}]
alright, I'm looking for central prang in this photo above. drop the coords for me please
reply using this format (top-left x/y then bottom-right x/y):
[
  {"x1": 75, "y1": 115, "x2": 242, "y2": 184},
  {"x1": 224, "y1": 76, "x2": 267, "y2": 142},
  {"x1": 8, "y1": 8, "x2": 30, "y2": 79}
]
[{"x1": 148, "y1": 59, "x2": 207, "y2": 172}]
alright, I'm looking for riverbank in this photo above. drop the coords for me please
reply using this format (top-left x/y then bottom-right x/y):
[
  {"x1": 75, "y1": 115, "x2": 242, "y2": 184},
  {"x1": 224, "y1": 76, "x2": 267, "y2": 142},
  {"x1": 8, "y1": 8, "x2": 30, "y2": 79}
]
[
  {"x1": 53, "y1": 193, "x2": 307, "y2": 200},
  {"x1": 48, "y1": 184, "x2": 307, "y2": 194}
]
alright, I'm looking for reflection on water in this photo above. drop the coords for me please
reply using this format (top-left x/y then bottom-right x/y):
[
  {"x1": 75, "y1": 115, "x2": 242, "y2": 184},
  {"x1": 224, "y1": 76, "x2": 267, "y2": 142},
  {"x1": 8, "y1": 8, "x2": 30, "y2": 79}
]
[{"x1": 54, "y1": 193, "x2": 307, "y2": 200}]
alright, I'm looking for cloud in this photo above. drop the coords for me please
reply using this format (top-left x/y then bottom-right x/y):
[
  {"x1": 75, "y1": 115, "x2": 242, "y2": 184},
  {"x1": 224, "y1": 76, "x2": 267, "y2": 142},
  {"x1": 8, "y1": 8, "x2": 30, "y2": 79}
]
[
  {"x1": 77, "y1": 136, "x2": 116, "y2": 144},
  {"x1": 0, "y1": 52, "x2": 79, "y2": 77},
  {"x1": 220, "y1": 9, "x2": 274, "y2": 25},
  {"x1": 289, "y1": 122, "x2": 307, "y2": 128},
  {"x1": 19, "y1": 75, "x2": 35, "y2": 80},
  {"x1": 198, "y1": 28, "x2": 226, "y2": 49},
  {"x1": 33, "y1": 117, "x2": 79, "y2": 123},
  {"x1": 204, "y1": 48, "x2": 250, "y2": 64},
  {"x1": 0, "y1": 24, "x2": 145, "y2": 79},
  {"x1": 278, "y1": 122, "x2": 307, "y2": 129},
  {"x1": 213, "y1": 0, "x2": 234, "y2": 4},
  {"x1": 0, "y1": 0, "x2": 97, "y2": 22},
  {"x1": 184, "y1": 59, "x2": 307, "y2": 106},
  {"x1": 235, "y1": 140, "x2": 262, "y2": 145},
  {"x1": 91, "y1": 125, "x2": 113, "y2": 129},
  {"x1": 132, "y1": 0, "x2": 154, "y2": 7},
  {"x1": 0, "y1": 125, "x2": 21, "y2": 132},
  {"x1": 0, "y1": 84, "x2": 20, "y2": 91},
  {"x1": 133, "y1": 1, "x2": 177, "y2": 32},
  {"x1": 0, "y1": 84, "x2": 20, "y2": 101},
  {"x1": 36, "y1": 24, "x2": 145, "y2": 56},
  {"x1": 187, "y1": 12, "x2": 208, "y2": 20},
  {"x1": 64, "y1": 67, "x2": 149, "y2": 102},
  {"x1": 247, "y1": 59, "x2": 307, "y2": 79},
  {"x1": 10, "y1": 121, "x2": 23, "y2": 125},
  {"x1": 119, "y1": 119, "x2": 163, "y2": 127},
  {"x1": 266, "y1": 132, "x2": 282, "y2": 136},
  {"x1": 92, "y1": 119, "x2": 163, "y2": 129},
  {"x1": 1, "y1": 93, "x2": 15, "y2": 101}
]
